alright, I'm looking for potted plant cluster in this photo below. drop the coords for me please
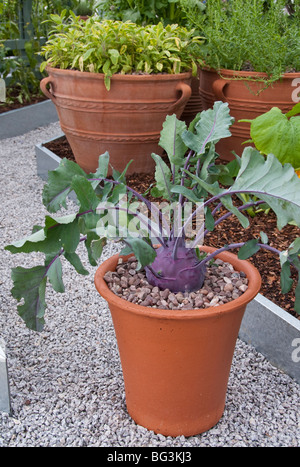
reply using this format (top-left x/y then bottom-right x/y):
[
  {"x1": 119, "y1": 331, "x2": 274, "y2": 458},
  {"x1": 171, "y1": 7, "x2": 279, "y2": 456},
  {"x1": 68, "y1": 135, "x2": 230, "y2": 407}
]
[
  {"x1": 39, "y1": 12, "x2": 203, "y2": 174},
  {"x1": 180, "y1": 0, "x2": 300, "y2": 159},
  {"x1": 6, "y1": 102, "x2": 300, "y2": 436}
]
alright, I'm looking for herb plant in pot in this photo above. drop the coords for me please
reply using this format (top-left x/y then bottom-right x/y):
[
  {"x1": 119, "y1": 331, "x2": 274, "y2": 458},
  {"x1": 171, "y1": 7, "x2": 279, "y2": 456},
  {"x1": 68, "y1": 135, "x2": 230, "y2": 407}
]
[
  {"x1": 180, "y1": 0, "x2": 300, "y2": 160},
  {"x1": 97, "y1": 0, "x2": 205, "y2": 125},
  {"x1": 6, "y1": 102, "x2": 300, "y2": 437},
  {"x1": 40, "y1": 12, "x2": 202, "y2": 174}
]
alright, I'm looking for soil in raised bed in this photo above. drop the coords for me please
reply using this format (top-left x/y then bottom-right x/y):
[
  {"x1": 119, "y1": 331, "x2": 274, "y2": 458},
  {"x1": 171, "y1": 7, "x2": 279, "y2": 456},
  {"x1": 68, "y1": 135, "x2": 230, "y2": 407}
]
[
  {"x1": 0, "y1": 88, "x2": 48, "y2": 114},
  {"x1": 44, "y1": 135, "x2": 300, "y2": 321}
]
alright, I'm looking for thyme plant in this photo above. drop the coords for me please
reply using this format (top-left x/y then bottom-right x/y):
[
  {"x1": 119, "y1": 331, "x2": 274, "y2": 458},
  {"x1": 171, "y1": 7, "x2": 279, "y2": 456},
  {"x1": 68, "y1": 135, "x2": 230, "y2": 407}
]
[{"x1": 180, "y1": 0, "x2": 300, "y2": 84}]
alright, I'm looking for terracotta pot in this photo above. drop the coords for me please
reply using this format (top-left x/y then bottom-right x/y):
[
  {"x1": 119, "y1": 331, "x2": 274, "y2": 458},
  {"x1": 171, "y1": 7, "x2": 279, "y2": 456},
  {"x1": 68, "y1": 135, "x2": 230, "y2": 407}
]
[
  {"x1": 94, "y1": 246, "x2": 261, "y2": 437},
  {"x1": 40, "y1": 67, "x2": 192, "y2": 174},
  {"x1": 199, "y1": 67, "x2": 300, "y2": 160},
  {"x1": 180, "y1": 75, "x2": 203, "y2": 126}
]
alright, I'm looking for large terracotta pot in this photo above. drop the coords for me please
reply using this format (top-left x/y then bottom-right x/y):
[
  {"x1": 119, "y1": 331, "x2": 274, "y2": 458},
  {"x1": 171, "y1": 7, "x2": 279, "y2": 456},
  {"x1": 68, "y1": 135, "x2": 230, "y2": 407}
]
[
  {"x1": 199, "y1": 68, "x2": 300, "y2": 160},
  {"x1": 94, "y1": 246, "x2": 261, "y2": 437},
  {"x1": 40, "y1": 67, "x2": 192, "y2": 174},
  {"x1": 180, "y1": 75, "x2": 203, "y2": 126}
]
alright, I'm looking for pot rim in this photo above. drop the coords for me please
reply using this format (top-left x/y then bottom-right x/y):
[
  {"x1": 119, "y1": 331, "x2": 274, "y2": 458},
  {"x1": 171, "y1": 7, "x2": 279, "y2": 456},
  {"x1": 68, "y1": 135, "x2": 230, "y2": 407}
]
[
  {"x1": 94, "y1": 246, "x2": 262, "y2": 321},
  {"x1": 200, "y1": 66, "x2": 300, "y2": 79},
  {"x1": 45, "y1": 66, "x2": 193, "y2": 81}
]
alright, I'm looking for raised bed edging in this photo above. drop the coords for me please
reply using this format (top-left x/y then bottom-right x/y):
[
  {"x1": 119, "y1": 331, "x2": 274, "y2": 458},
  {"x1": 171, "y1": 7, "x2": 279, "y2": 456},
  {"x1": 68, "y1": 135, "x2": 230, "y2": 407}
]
[
  {"x1": 35, "y1": 136, "x2": 300, "y2": 385},
  {"x1": 0, "y1": 99, "x2": 58, "y2": 139},
  {"x1": 0, "y1": 338, "x2": 11, "y2": 414}
]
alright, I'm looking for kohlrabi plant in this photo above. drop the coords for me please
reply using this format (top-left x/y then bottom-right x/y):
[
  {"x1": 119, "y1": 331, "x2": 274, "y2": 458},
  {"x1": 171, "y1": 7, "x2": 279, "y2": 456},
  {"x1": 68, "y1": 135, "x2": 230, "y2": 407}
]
[{"x1": 6, "y1": 101, "x2": 300, "y2": 331}]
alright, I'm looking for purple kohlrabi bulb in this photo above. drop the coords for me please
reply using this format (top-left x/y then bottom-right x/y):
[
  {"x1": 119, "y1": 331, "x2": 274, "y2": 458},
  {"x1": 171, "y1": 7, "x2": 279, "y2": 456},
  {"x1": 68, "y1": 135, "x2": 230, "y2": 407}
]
[{"x1": 145, "y1": 239, "x2": 206, "y2": 293}]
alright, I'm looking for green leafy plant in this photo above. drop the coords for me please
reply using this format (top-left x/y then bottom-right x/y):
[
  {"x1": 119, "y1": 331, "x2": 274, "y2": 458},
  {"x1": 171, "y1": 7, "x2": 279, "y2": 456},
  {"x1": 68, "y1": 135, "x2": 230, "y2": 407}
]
[
  {"x1": 40, "y1": 12, "x2": 203, "y2": 90},
  {"x1": 180, "y1": 0, "x2": 300, "y2": 84},
  {"x1": 97, "y1": 0, "x2": 187, "y2": 26},
  {"x1": 5, "y1": 101, "x2": 300, "y2": 331},
  {"x1": 73, "y1": 0, "x2": 100, "y2": 16},
  {"x1": 241, "y1": 103, "x2": 300, "y2": 170}
]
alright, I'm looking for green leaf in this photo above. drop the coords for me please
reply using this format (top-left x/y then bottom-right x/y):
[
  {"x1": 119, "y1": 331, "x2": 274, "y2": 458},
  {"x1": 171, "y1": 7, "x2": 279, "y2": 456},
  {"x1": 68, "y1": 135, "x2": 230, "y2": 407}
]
[
  {"x1": 151, "y1": 153, "x2": 172, "y2": 200},
  {"x1": 47, "y1": 256, "x2": 64, "y2": 293},
  {"x1": 89, "y1": 152, "x2": 110, "y2": 186},
  {"x1": 204, "y1": 206, "x2": 215, "y2": 231},
  {"x1": 280, "y1": 261, "x2": 293, "y2": 294},
  {"x1": 181, "y1": 101, "x2": 234, "y2": 155},
  {"x1": 260, "y1": 231, "x2": 268, "y2": 244},
  {"x1": 249, "y1": 106, "x2": 300, "y2": 168},
  {"x1": 170, "y1": 185, "x2": 203, "y2": 203},
  {"x1": 43, "y1": 158, "x2": 88, "y2": 213},
  {"x1": 229, "y1": 147, "x2": 300, "y2": 230},
  {"x1": 64, "y1": 251, "x2": 89, "y2": 275},
  {"x1": 238, "y1": 239, "x2": 260, "y2": 260},
  {"x1": 71, "y1": 175, "x2": 100, "y2": 212},
  {"x1": 158, "y1": 114, "x2": 188, "y2": 167},
  {"x1": 124, "y1": 238, "x2": 156, "y2": 270},
  {"x1": 11, "y1": 266, "x2": 47, "y2": 331}
]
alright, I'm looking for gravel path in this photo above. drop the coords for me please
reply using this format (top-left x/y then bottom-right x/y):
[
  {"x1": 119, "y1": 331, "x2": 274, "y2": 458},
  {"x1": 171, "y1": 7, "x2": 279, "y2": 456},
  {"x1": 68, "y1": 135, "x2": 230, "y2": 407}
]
[{"x1": 0, "y1": 123, "x2": 299, "y2": 447}]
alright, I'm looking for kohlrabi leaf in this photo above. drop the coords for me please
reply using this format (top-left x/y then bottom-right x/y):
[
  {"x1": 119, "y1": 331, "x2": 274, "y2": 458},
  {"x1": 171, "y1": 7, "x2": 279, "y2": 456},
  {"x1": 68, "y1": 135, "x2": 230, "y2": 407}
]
[
  {"x1": 181, "y1": 101, "x2": 234, "y2": 155},
  {"x1": 89, "y1": 152, "x2": 110, "y2": 188},
  {"x1": 124, "y1": 237, "x2": 156, "y2": 270},
  {"x1": 237, "y1": 239, "x2": 260, "y2": 260},
  {"x1": 229, "y1": 147, "x2": 300, "y2": 229},
  {"x1": 64, "y1": 251, "x2": 89, "y2": 275},
  {"x1": 42, "y1": 158, "x2": 88, "y2": 212},
  {"x1": 151, "y1": 153, "x2": 172, "y2": 200},
  {"x1": 47, "y1": 256, "x2": 64, "y2": 293},
  {"x1": 158, "y1": 114, "x2": 188, "y2": 167},
  {"x1": 11, "y1": 266, "x2": 47, "y2": 331},
  {"x1": 248, "y1": 105, "x2": 300, "y2": 168},
  {"x1": 71, "y1": 175, "x2": 100, "y2": 212}
]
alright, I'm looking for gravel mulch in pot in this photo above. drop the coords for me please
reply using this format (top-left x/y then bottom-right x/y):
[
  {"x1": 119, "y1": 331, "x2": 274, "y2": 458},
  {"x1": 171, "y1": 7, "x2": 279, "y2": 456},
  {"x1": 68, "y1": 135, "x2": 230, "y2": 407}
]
[{"x1": 104, "y1": 255, "x2": 248, "y2": 310}]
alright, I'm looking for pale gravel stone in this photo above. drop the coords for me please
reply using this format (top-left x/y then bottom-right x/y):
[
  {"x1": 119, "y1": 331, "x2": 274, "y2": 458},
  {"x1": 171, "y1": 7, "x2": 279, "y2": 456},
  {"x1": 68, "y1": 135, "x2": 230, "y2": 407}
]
[{"x1": 0, "y1": 123, "x2": 299, "y2": 447}]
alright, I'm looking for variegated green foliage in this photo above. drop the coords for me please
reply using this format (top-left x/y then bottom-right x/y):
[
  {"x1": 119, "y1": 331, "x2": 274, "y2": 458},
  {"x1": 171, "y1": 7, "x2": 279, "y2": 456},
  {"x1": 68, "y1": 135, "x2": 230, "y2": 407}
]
[{"x1": 40, "y1": 12, "x2": 203, "y2": 89}]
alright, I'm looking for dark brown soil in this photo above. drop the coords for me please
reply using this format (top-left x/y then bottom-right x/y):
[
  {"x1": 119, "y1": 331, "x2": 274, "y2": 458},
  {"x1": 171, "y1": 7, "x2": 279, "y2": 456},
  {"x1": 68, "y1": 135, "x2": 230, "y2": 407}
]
[
  {"x1": 0, "y1": 89, "x2": 48, "y2": 114},
  {"x1": 44, "y1": 135, "x2": 300, "y2": 321}
]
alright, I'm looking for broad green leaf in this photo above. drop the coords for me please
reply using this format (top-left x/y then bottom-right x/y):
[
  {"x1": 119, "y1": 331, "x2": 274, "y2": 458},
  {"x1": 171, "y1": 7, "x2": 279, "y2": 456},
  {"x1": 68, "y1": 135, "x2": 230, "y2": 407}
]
[
  {"x1": 124, "y1": 238, "x2": 156, "y2": 270},
  {"x1": 64, "y1": 251, "x2": 89, "y2": 275},
  {"x1": 249, "y1": 106, "x2": 300, "y2": 168},
  {"x1": 181, "y1": 101, "x2": 234, "y2": 155},
  {"x1": 47, "y1": 256, "x2": 64, "y2": 293},
  {"x1": 158, "y1": 114, "x2": 188, "y2": 167},
  {"x1": 89, "y1": 152, "x2": 110, "y2": 187},
  {"x1": 238, "y1": 239, "x2": 260, "y2": 260},
  {"x1": 280, "y1": 261, "x2": 293, "y2": 294},
  {"x1": 151, "y1": 153, "x2": 172, "y2": 200},
  {"x1": 11, "y1": 266, "x2": 47, "y2": 331},
  {"x1": 5, "y1": 228, "x2": 46, "y2": 253},
  {"x1": 229, "y1": 147, "x2": 300, "y2": 230},
  {"x1": 170, "y1": 185, "x2": 203, "y2": 203},
  {"x1": 90, "y1": 238, "x2": 104, "y2": 262},
  {"x1": 71, "y1": 175, "x2": 100, "y2": 212},
  {"x1": 43, "y1": 158, "x2": 88, "y2": 212}
]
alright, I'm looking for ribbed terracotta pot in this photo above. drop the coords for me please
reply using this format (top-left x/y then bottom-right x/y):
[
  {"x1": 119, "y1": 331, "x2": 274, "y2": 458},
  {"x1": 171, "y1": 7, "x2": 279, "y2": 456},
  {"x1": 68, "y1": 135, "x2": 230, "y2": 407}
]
[
  {"x1": 94, "y1": 246, "x2": 261, "y2": 437},
  {"x1": 199, "y1": 67, "x2": 300, "y2": 160},
  {"x1": 40, "y1": 67, "x2": 192, "y2": 174},
  {"x1": 180, "y1": 75, "x2": 203, "y2": 126}
]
